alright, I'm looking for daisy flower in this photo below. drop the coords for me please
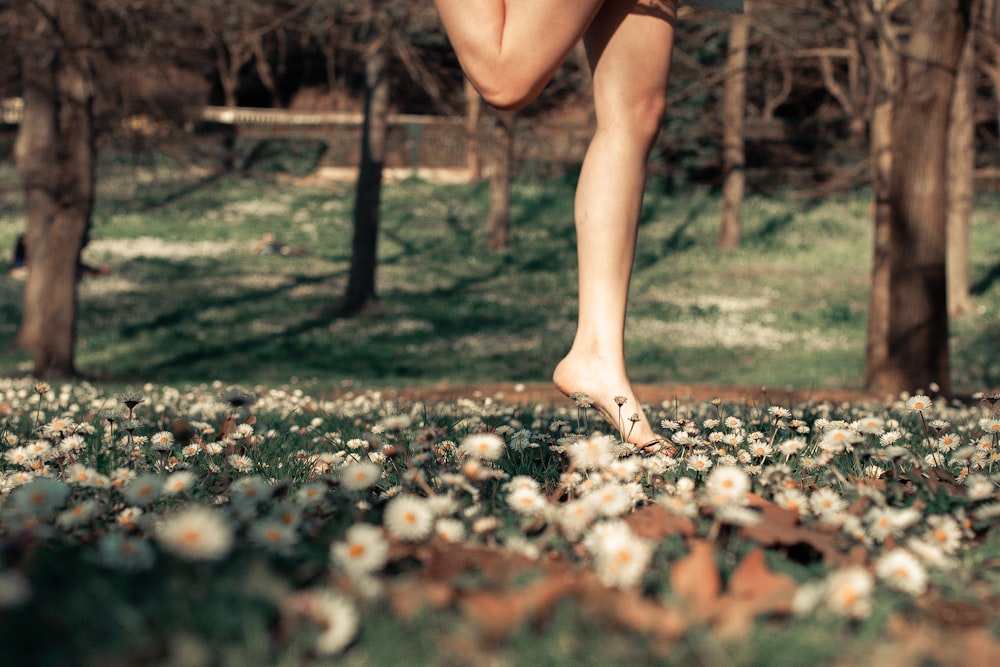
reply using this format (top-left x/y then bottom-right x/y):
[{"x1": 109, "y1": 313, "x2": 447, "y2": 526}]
[
  {"x1": 566, "y1": 435, "x2": 616, "y2": 470},
  {"x1": 924, "y1": 515, "x2": 963, "y2": 554},
  {"x1": 865, "y1": 506, "x2": 921, "y2": 542},
  {"x1": 11, "y1": 478, "x2": 70, "y2": 519},
  {"x1": 122, "y1": 473, "x2": 163, "y2": 507},
  {"x1": 55, "y1": 499, "x2": 99, "y2": 530},
  {"x1": 876, "y1": 549, "x2": 928, "y2": 596},
  {"x1": 584, "y1": 520, "x2": 654, "y2": 589},
  {"x1": 777, "y1": 437, "x2": 806, "y2": 459},
  {"x1": 340, "y1": 461, "x2": 382, "y2": 491},
  {"x1": 97, "y1": 533, "x2": 155, "y2": 571},
  {"x1": 383, "y1": 494, "x2": 433, "y2": 541},
  {"x1": 162, "y1": 471, "x2": 196, "y2": 496},
  {"x1": 331, "y1": 523, "x2": 389, "y2": 574},
  {"x1": 507, "y1": 486, "x2": 548, "y2": 517},
  {"x1": 65, "y1": 463, "x2": 96, "y2": 486},
  {"x1": 905, "y1": 395, "x2": 933, "y2": 413},
  {"x1": 935, "y1": 433, "x2": 961, "y2": 452},
  {"x1": 434, "y1": 517, "x2": 466, "y2": 543},
  {"x1": 230, "y1": 476, "x2": 273, "y2": 506},
  {"x1": 459, "y1": 432, "x2": 506, "y2": 461},
  {"x1": 150, "y1": 431, "x2": 175, "y2": 451},
  {"x1": 378, "y1": 414, "x2": 412, "y2": 431},
  {"x1": 585, "y1": 483, "x2": 633, "y2": 518},
  {"x1": 774, "y1": 488, "x2": 810, "y2": 517},
  {"x1": 249, "y1": 518, "x2": 299, "y2": 554},
  {"x1": 824, "y1": 567, "x2": 874, "y2": 619},
  {"x1": 558, "y1": 498, "x2": 597, "y2": 540},
  {"x1": 705, "y1": 465, "x2": 751, "y2": 506},
  {"x1": 809, "y1": 488, "x2": 847, "y2": 517},
  {"x1": 283, "y1": 589, "x2": 359, "y2": 656},
  {"x1": 505, "y1": 475, "x2": 541, "y2": 494},
  {"x1": 819, "y1": 428, "x2": 860, "y2": 453},
  {"x1": 854, "y1": 417, "x2": 885, "y2": 435},
  {"x1": 227, "y1": 454, "x2": 254, "y2": 473},
  {"x1": 295, "y1": 482, "x2": 328, "y2": 507},
  {"x1": 686, "y1": 453, "x2": 713, "y2": 474},
  {"x1": 156, "y1": 505, "x2": 234, "y2": 561}
]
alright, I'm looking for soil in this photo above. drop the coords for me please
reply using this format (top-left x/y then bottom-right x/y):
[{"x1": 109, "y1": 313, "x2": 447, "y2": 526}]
[{"x1": 332, "y1": 381, "x2": 890, "y2": 407}]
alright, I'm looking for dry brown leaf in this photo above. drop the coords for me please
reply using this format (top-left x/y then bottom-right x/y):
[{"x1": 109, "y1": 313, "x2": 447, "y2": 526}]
[
  {"x1": 389, "y1": 579, "x2": 454, "y2": 620},
  {"x1": 458, "y1": 570, "x2": 578, "y2": 644},
  {"x1": 746, "y1": 493, "x2": 800, "y2": 527},
  {"x1": 625, "y1": 503, "x2": 697, "y2": 540},
  {"x1": 574, "y1": 571, "x2": 687, "y2": 640},
  {"x1": 713, "y1": 548, "x2": 797, "y2": 640},
  {"x1": 670, "y1": 538, "x2": 721, "y2": 622},
  {"x1": 738, "y1": 508, "x2": 844, "y2": 565}
]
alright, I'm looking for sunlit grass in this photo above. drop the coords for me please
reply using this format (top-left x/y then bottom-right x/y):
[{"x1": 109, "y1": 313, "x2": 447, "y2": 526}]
[
  {"x1": 1, "y1": 378, "x2": 998, "y2": 664},
  {"x1": 3, "y1": 146, "x2": 998, "y2": 392}
]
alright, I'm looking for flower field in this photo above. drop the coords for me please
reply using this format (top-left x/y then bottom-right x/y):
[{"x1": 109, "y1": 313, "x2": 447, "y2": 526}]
[{"x1": 2, "y1": 378, "x2": 1000, "y2": 665}]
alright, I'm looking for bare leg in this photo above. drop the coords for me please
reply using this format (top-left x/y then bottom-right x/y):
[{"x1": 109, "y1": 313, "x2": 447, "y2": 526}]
[
  {"x1": 433, "y1": 0, "x2": 604, "y2": 109},
  {"x1": 552, "y1": 0, "x2": 677, "y2": 448}
]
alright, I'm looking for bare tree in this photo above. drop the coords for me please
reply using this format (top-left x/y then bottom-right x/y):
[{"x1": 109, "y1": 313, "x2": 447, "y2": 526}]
[
  {"x1": 868, "y1": 0, "x2": 972, "y2": 396},
  {"x1": 718, "y1": 10, "x2": 750, "y2": 250},
  {"x1": 947, "y1": 6, "x2": 978, "y2": 318},
  {"x1": 342, "y1": 3, "x2": 391, "y2": 313},
  {"x1": 486, "y1": 110, "x2": 516, "y2": 253},
  {"x1": 13, "y1": 1, "x2": 98, "y2": 379}
]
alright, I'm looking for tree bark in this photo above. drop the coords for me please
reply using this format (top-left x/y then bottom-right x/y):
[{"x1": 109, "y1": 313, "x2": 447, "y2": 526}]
[
  {"x1": 343, "y1": 14, "x2": 390, "y2": 313},
  {"x1": 718, "y1": 12, "x2": 749, "y2": 250},
  {"x1": 15, "y1": 1, "x2": 97, "y2": 379},
  {"x1": 486, "y1": 109, "x2": 516, "y2": 253},
  {"x1": 947, "y1": 19, "x2": 976, "y2": 317},
  {"x1": 874, "y1": 0, "x2": 972, "y2": 396},
  {"x1": 465, "y1": 78, "x2": 483, "y2": 183},
  {"x1": 861, "y1": 1, "x2": 899, "y2": 392}
]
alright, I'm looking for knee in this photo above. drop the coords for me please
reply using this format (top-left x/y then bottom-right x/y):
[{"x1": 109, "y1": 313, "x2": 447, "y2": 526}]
[
  {"x1": 598, "y1": 87, "x2": 668, "y2": 147},
  {"x1": 472, "y1": 76, "x2": 541, "y2": 111},
  {"x1": 629, "y1": 91, "x2": 669, "y2": 145}
]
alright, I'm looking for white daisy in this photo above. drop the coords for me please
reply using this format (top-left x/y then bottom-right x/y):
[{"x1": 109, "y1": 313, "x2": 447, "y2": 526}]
[
  {"x1": 156, "y1": 505, "x2": 233, "y2": 561},
  {"x1": 331, "y1": 523, "x2": 389, "y2": 574},
  {"x1": 876, "y1": 549, "x2": 928, "y2": 596},
  {"x1": 383, "y1": 494, "x2": 433, "y2": 541},
  {"x1": 459, "y1": 432, "x2": 506, "y2": 461}
]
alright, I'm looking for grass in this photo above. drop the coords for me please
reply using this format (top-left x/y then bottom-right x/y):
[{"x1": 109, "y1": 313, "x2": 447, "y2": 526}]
[
  {"x1": 0, "y1": 141, "x2": 999, "y2": 664},
  {"x1": 0, "y1": 143, "x2": 997, "y2": 392},
  {"x1": 0, "y1": 379, "x2": 998, "y2": 665}
]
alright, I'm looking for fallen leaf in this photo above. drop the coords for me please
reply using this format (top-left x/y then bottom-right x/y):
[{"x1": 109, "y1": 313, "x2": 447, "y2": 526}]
[
  {"x1": 458, "y1": 569, "x2": 577, "y2": 644},
  {"x1": 738, "y1": 505, "x2": 844, "y2": 565},
  {"x1": 713, "y1": 548, "x2": 797, "y2": 640},
  {"x1": 670, "y1": 538, "x2": 721, "y2": 622},
  {"x1": 625, "y1": 504, "x2": 697, "y2": 540}
]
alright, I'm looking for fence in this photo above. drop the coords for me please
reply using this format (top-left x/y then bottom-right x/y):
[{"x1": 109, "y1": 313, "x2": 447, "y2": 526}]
[{"x1": 2, "y1": 99, "x2": 593, "y2": 183}]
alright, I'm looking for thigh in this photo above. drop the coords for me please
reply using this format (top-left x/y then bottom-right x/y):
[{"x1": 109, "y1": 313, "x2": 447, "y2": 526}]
[{"x1": 585, "y1": 0, "x2": 677, "y2": 122}]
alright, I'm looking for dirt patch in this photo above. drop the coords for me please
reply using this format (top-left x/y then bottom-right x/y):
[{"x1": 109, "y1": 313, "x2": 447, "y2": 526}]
[{"x1": 337, "y1": 381, "x2": 889, "y2": 407}]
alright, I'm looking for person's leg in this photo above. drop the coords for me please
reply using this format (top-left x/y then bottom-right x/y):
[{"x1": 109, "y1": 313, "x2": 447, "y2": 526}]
[
  {"x1": 553, "y1": 0, "x2": 677, "y2": 449},
  {"x1": 433, "y1": 0, "x2": 605, "y2": 109}
]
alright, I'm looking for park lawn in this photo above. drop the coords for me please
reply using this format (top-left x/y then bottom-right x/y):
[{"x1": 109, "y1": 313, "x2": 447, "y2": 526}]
[
  {"x1": 1, "y1": 151, "x2": 997, "y2": 393},
  {"x1": 1, "y1": 152, "x2": 1000, "y2": 664}
]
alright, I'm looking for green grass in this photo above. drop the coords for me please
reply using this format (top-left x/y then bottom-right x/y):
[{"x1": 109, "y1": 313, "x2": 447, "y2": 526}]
[{"x1": 1, "y1": 145, "x2": 998, "y2": 393}]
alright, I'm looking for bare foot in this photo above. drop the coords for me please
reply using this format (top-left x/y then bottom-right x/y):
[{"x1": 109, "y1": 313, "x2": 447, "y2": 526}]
[{"x1": 552, "y1": 353, "x2": 662, "y2": 450}]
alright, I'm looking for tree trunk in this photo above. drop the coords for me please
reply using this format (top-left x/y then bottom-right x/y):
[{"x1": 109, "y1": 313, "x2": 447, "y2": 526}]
[
  {"x1": 465, "y1": 78, "x2": 483, "y2": 183},
  {"x1": 864, "y1": 92, "x2": 894, "y2": 390},
  {"x1": 15, "y1": 1, "x2": 97, "y2": 379},
  {"x1": 863, "y1": 17, "x2": 899, "y2": 391},
  {"x1": 873, "y1": 0, "x2": 972, "y2": 396},
  {"x1": 486, "y1": 109, "x2": 515, "y2": 253},
  {"x1": 718, "y1": 13, "x2": 749, "y2": 250},
  {"x1": 947, "y1": 21, "x2": 976, "y2": 317},
  {"x1": 342, "y1": 18, "x2": 389, "y2": 313}
]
